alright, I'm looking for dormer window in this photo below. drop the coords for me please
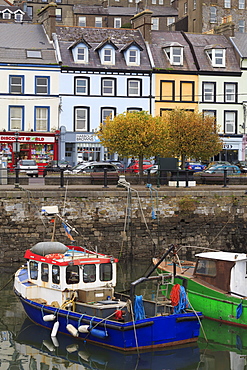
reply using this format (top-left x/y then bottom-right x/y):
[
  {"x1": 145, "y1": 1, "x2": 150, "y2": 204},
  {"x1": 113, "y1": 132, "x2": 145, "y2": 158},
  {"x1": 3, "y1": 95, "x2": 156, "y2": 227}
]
[
  {"x1": 69, "y1": 40, "x2": 90, "y2": 64},
  {"x1": 206, "y1": 47, "x2": 225, "y2": 67},
  {"x1": 2, "y1": 10, "x2": 11, "y2": 19},
  {"x1": 95, "y1": 39, "x2": 118, "y2": 66},
  {"x1": 120, "y1": 42, "x2": 142, "y2": 66},
  {"x1": 164, "y1": 45, "x2": 183, "y2": 66},
  {"x1": 14, "y1": 11, "x2": 23, "y2": 22}
]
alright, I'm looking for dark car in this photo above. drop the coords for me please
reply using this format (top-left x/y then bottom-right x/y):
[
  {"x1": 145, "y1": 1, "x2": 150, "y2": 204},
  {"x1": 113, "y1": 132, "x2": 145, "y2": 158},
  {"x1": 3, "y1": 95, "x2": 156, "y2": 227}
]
[
  {"x1": 233, "y1": 161, "x2": 247, "y2": 173},
  {"x1": 43, "y1": 160, "x2": 72, "y2": 177},
  {"x1": 126, "y1": 160, "x2": 153, "y2": 173},
  {"x1": 185, "y1": 162, "x2": 206, "y2": 172},
  {"x1": 105, "y1": 161, "x2": 125, "y2": 172}
]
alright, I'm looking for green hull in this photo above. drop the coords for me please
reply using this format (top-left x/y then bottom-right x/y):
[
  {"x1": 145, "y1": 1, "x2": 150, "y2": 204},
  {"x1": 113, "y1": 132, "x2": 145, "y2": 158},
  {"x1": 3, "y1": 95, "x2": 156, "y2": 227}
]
[
  {"x1": 198, "y1": 318, "x2": 247, "y2": 353},
  {"x1": 160, "y1": 272, "x2": 247, "y2": 327}
]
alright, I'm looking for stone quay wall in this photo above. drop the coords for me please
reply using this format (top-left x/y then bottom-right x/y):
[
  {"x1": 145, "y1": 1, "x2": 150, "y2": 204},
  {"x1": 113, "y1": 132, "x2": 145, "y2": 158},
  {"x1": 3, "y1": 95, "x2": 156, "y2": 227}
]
[{"x1": 1, "y1": 187, "x2": 247, "y2": 263}]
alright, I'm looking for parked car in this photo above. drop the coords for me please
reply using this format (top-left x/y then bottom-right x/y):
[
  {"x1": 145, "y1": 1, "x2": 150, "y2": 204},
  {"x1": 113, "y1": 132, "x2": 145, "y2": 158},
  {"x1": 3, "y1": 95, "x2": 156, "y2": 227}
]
[
  {"x1": 126, "y1": 160, "x2": 153, "y2": 173},
  {"x1": 105, "y1": 160, "x2": 125, "y2": 172},
  {"x1": 144, "y1": 164, "x2": 159, "y2": 174},
  {"x1": 65, "y1": 161, "x2": 118, "y2": 174},
  {"x1": 17, "y1": 159, "x2": 39, "y2": 177},
  {"x1": 43, "y1": 160, "x2": 72, "y2": 177},
  {"x1": 232, "y1": 161, "x2": 247, "y2": 173},
  {"x1": 205, "y1": 161, "x2": 231, "y2": 170},
  {"x1": 185, "y1": 162, "x2": 206, "y2": 172},
  {"x1": 204, "y1": 164, "x2": 241, "y2": 174}
]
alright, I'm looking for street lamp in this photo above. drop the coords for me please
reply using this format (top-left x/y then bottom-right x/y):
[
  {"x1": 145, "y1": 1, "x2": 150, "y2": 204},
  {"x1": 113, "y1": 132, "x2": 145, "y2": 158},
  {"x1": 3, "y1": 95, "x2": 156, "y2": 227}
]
[
  {"x1": 13, "y1": 131, "x2": 20, "y2": 188},
  {"x1": 13, "y1": 131, "x2": 20, "y2": 166},
  {"x1": 54, "y1": 130, "x2": 60, "y2": 167}
]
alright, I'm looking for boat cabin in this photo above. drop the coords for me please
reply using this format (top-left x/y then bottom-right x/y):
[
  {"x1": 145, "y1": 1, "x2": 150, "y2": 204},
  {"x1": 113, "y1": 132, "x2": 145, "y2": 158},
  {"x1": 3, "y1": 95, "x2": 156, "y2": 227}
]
[
  {"x1": 23, "y1": 242, "x2": 118, "y2": 306},
  {"x1": 193, "y1": 251, "x2": 247, "y2": 297}
]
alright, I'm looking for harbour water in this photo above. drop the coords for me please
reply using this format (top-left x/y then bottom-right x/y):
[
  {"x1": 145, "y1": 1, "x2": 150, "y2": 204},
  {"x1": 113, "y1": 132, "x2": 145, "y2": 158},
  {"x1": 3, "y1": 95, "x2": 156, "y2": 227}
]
[{"x1": 1, "y1": 260, "x2": 246, "y2": 370}]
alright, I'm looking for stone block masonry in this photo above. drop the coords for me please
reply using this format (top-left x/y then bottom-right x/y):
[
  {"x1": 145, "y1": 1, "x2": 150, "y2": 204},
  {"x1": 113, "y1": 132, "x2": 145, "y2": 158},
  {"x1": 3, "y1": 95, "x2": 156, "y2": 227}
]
[{"x1": 1, "y1": 187, "x2": 247, "y2": 263}]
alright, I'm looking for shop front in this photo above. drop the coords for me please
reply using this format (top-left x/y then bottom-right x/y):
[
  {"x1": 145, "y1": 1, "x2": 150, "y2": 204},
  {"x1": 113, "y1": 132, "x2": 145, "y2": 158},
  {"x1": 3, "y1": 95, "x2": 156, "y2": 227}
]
[
  {"x1": 213, "y1": 136, "x2": 243, "y2": 163},
  {"x1": 0, "y1": 131, "x2": 59, "y2": 174}
]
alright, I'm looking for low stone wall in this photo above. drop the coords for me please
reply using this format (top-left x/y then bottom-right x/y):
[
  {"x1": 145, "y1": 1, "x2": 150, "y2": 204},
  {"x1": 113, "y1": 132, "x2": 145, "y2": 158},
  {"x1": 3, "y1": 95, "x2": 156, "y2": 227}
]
[{"x1": 1, "y1": 187, "x2": 247, "y2": 263}]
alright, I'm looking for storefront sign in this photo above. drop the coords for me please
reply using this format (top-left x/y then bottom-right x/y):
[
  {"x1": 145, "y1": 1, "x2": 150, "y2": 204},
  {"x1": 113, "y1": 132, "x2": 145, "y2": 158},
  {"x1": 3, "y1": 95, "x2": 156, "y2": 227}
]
[
  {"x1": 0, "y1": 135, "x2": 55, "y2": 143},
  {"x1": 76, "y1": 134, "x2": 96, "y2": 142}
]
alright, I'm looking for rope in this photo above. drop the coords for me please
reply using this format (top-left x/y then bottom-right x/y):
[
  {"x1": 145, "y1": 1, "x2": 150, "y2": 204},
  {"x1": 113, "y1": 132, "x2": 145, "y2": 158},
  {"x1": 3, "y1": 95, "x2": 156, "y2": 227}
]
[
  {"x1": 128, "y1": 299, "x2": 140, "y2": 357},
  {"x1": 134, "y1": 295, "x2": 146, "y2": 321}
]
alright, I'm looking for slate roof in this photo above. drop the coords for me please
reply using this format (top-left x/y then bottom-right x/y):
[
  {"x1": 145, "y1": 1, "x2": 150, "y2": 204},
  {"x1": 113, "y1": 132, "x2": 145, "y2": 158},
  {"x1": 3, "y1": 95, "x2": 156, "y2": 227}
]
[
  {"x1": 185, "y1": 33, "x2": 241, "y2": 73},
  {"x1": 149, "y1": 31, "x2": 241, "y2": 73},
  {"x1": 0, "y1": 5, "x2": 31, "y2": 21},
  {"x1": 0, "y1": 23, "x2": 57, "y2": 65},
  {"x1": 230, "y1": 32, "x2": 247, "y2": 58},
  {"x1": 149, "y1": 31, "x2": 197, "y2": 71},
  {"x1": 56, "y1": 26, "x2": 152, "y2": 71}
]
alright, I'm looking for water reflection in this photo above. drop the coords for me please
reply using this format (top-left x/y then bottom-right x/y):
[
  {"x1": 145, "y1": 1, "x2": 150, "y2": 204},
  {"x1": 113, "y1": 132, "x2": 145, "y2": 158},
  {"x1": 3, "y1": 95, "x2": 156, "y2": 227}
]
[
  {"x1": 14, "y1": 318, "x2": 200, "y2": 370},
  {"x1": 1, "y1": 261, "x2": 247, "y2": 369}
]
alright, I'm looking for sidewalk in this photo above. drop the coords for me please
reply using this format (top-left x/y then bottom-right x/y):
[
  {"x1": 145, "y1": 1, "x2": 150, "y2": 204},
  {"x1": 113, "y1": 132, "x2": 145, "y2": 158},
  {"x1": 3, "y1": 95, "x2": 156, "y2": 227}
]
[{"x1": 1, "y1": 177, "x2": 247, "y2": 197}]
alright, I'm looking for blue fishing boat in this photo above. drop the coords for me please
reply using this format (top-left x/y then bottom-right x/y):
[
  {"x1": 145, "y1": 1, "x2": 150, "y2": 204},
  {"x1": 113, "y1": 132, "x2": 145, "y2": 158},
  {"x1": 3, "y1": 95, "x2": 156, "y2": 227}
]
[
  {"x1": 14, "y1": 241, "x2": 203, "y2": 351},
  {"x1": 15, "y1": 317, "x2": 201, "y2": 370}
]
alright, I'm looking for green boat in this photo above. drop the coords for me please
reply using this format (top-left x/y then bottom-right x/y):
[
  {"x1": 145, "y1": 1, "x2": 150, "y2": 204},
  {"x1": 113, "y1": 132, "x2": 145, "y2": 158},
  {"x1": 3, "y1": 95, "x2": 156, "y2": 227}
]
[{"x1": 153, "y1": 245, "x2": 247, "y2": 327}]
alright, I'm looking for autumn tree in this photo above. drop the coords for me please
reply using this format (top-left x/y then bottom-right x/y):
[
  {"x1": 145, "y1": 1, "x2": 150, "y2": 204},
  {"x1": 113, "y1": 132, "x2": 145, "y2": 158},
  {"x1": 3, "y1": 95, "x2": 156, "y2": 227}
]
[
  {"x1": 160, "y1": 109, "x2": 223, "y2": 169},
  {"x1": 97, "y1": 111, "x2": 167, "y2": 175}
]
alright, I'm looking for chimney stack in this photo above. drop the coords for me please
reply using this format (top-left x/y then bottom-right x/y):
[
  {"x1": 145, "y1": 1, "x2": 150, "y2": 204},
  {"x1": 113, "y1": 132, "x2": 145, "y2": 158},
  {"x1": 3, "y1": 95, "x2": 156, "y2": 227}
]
[
  {"x1": 131, "y1": 9, "x2": 153, "y2": 43},
  {"x1": 37, "y1": 2, "x2": 57, "y2": 40},
  {"x1": 214, "y1": 16, "x2": 235, "y2": 37}
]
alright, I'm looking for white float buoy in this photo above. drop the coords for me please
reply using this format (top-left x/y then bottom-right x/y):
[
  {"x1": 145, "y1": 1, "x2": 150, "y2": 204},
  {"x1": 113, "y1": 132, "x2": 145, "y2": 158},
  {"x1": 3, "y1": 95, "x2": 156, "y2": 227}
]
[
  {"x1": 43, "y1": 314, "x2": 56, "y2": 322},
  {"x1": 66, "y1": 324, "x2": 79, "y2": 337},
  {"x1": 78, "y1": 325, "x2": 89, "y2": 333},
  {"x1": 51, "y1": 321, "x2": 59, "y2": 337}
]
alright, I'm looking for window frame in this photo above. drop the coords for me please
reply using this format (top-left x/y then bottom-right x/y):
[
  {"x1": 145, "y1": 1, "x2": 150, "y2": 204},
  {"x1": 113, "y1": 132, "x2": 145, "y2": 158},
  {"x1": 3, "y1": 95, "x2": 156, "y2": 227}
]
[
  {"x1": 9, "y1": 75, "x2": 24, "y2": 94},
  {"x1": 35, "y1": 76, "x2": 49, "y2": 95},
  {"x1": 95, "y1": 16, "x2": 102, "y2": 27},
  {"x1": 239, "y1": 19, "x2": 245, "y2": 32},
  {"x1": 9, "y1": 105, "x2": 24, "y2": 131},
  {"x1": 101, "y1": 78, "x2": 116, "y2": 96},
  {"x1": 239, "y1": 0, "x2": 245, "y2": 8},
  {"x1": 74, "y1": 106, "x2": 90, "y2": 132},
  {"x1": 78, "y1": 16, "x2": 86, "y2": 27},
  {"x1": 224, "y1": 82, "x2": 237, "y2": 103},
  {"x1": 127, "y1": 78, "x2": 142, "y2": 97},
  {"x1": 164, "y1": 46, "x2": 183, "y2": 66},
  {"x1": 101, "y1": 107, "x2": 117, "y2": 124},
  {"x1": 224, "y1": 0, "x2": 231, "y2": 7},
  {"x1": 55, "y1": 8, "x2": 62, "y2": 21},
  {"x1": 75, "y1": 77, "x2": 89, "y2": 95},
  {"x1": 151, "y1": 17, "x2": 159, "y2": 30},
  {"x1": 114, "y1": 17, "x2": 121, "y2": 28},
  {"x1": 160, "y1": 80, "x2": 175, "y2": 101},
  {"x1": 202, "y1": 82, "x2": 216, "y2": 103},
  {"x1": 34, "y1": 106, "x2": 50, "y2": 131},
  {"x1": 206, "y1": 48, "x2": 225, "y2": 67},
  {"x1": 224, "y1": 110, "x2": 237, "y2": 134},
  {"x1": 210, "y1": 6, "x2": 217, "y2": 23},
  {"x1": 180, "y1": 81, "x2": 195, "y2": 102}
]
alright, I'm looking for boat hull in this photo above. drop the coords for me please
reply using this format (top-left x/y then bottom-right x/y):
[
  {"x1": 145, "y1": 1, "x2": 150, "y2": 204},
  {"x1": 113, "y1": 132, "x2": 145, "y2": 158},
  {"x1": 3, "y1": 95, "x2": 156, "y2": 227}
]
[
  {"x1": 158, "y1": 270, "x2": 247, "y2": 328},
  {"x1": 15, "y1": 290, "x2": 202, "y2": 351}
]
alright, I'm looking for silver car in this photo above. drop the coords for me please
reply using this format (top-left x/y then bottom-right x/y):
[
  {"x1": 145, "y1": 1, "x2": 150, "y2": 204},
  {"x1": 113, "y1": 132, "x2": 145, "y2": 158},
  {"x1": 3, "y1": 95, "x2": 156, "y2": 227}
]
[
  {"x1": 17, "y1": 159, "x2": 39, "y2": 177},
  {"x1": 65, "y1": 161, "x2": 118, "y2": 174}
]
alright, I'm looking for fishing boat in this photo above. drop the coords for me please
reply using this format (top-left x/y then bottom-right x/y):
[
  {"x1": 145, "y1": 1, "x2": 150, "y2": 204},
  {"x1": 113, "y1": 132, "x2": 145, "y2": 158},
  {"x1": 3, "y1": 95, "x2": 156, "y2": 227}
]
[
  {"x1": 14, "y1": 239, "x2": 203, "y2": 351},
  {"x1": 153, "y1": 245, "x2": 247, "y2": 328},
  {"x1": 14, "y1": 317, "x2": 201, "y2": 370}
]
